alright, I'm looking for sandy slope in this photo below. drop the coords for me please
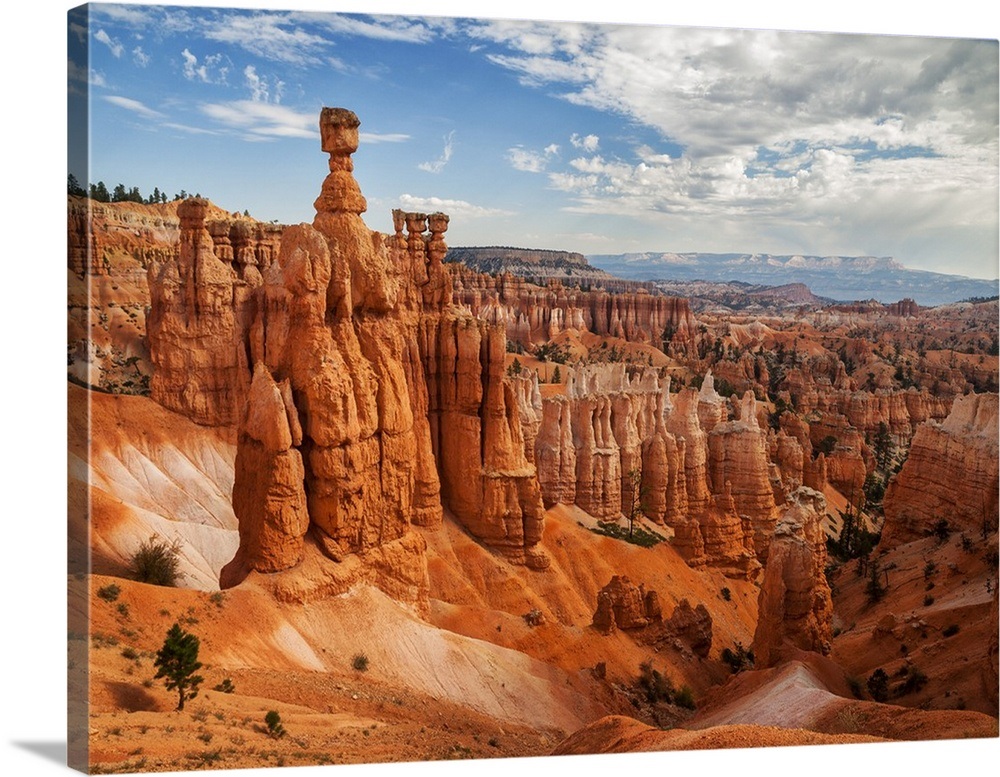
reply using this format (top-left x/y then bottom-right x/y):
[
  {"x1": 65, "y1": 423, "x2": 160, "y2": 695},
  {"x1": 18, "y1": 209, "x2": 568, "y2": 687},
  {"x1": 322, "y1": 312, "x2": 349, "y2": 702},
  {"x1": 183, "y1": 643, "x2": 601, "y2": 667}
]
[{"x1": 69, "y1": 383, "x2": 238, "y2": 588}]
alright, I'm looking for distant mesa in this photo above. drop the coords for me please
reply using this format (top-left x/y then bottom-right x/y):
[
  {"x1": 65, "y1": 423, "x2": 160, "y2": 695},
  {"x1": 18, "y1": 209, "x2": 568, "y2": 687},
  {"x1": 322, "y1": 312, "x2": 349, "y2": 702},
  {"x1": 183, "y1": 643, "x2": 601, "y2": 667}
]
[
  {"x1": 446, "y1": 245, "x2": 623, "y2": 287},
  {"x1": 589, "y1": 252, "x2": 1000, "y2": 307}
]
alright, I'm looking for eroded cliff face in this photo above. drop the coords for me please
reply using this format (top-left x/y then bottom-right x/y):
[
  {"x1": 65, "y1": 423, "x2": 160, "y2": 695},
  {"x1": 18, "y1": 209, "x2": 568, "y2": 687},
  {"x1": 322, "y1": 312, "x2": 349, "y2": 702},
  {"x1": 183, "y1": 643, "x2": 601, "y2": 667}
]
[
  {"x1": 752, "y1": 487, "x2": 834, "y2": 667},
  {"x1": 524, "y1": 364, "x2": 758, "y2": 578},
  {"x1": 707, "y1": 391, "x2": 778, "y2": 562},
  {"x1": 451, "y1": 269, "x2": 695, "y2": 348},
  {"x1": 880, "y1": 393, "x2": 1000, "y2": 549},
  {"x1": 146, "y1": 198, "x2": 251, "y2": 427},
  {"x1": 147, "y1": 108, "x2": 548, "y2": 600}
]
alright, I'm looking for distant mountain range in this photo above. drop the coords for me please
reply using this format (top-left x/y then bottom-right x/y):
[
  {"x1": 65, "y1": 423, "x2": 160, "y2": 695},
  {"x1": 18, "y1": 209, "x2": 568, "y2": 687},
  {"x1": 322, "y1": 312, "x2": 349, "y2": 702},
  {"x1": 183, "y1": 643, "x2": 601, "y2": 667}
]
[{"x1": 587, "y1": 252, "x2": 999, "y2": 307}]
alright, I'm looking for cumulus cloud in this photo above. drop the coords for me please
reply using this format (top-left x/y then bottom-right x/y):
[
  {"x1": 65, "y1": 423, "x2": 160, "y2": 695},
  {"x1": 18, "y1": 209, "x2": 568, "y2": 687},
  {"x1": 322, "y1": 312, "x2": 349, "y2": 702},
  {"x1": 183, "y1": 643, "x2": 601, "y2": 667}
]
[
  {"x1": 181, "y1": 48, "x2": 229, "y2": 84},
  {"x1": 570, "y1": 133, "x2": 600, "y2": 153},
  {"x1": 94, "y1": 29, "x2": 123, "y2": 58},
  {"x1": 243, "y1": 65, "x2": 284, "y2": 103},
  {"x1": 470, "y1": 21, "x2": 997, "y2": 265},
  {"x1": 418, "y1": 131, "x2": 456, "y2": 173},
  {"x1": 508, "y1": 143, "x2": 561, "y2": 173},
  {"x1": 396, "y1": 194, "x2": 513, "y2": 218},
  {"x1": 508, "y1": 147, "x2": 548, "y2": 173}
]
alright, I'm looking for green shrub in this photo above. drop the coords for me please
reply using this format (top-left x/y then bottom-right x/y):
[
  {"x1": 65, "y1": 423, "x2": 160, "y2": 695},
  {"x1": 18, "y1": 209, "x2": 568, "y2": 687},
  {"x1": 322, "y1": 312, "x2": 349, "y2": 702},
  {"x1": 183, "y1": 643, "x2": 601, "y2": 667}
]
[
  {"x1": 897, "y1": 666, "x2": 928, "y2": 696},
  {"x1": 213, "y1": 678, "x2": 235, "y2": 693},
  {"x1": 720, "y1": 587, "x2": 731, "y2": 602},
  {"x1": 265, "y1": 710, "x2": 285, "y2": 739},
  {"x1": 352, "y1": 653, "x2": 369, "y2": 672},
  {"x1": 866, "y1": 668, "x2": 889, "y2": 702},
  {"x1": 943, "y1": 624, "x2": 960, "y2": 637},
  {"x1": 130, "y1": 536, "x2": 181, "y2": 587},
  {"x1": 589, "y1": 521, "x2": 665, "y2": 548},
  {"x1": 930, "y1": 518, "x2": 951, "y2": 543},
  {"x1": 637, "y1": 660, "x2": 674, "y2": 704},
  {"x1": 923, "y1": 595, "x2": 934, "y2": 607},
  {"x1": 674, "y1": 685, "x2": 696, "y2": 710},
  {"x1": 97, "y1": 583, "x2": 121, "y2": 602}
]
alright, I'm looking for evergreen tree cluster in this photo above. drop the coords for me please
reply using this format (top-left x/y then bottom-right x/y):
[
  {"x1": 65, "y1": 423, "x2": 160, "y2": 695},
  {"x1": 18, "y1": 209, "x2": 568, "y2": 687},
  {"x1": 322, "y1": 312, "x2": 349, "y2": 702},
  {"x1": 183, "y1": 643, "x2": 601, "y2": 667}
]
[{"x1": 68, "y1": 174, "x2": 199, "y2": 205}]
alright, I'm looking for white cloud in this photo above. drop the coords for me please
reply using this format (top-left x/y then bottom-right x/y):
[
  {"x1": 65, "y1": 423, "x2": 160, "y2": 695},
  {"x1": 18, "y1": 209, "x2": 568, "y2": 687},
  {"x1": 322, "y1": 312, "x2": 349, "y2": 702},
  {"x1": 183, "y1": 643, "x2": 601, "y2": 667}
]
[
  {"x1": 360, "y1": 132, "x2": 410, "y2": 144},
  {"x1": 94, "y1": 29, "x2": 123, "y2": 58},
  {"x1": 200, "y1": 100, "x2": 316, "y2": 141},
  {"x1": 163, "y1": 122, "x2": 220, "y2": 136},
  {"x1": 418, "y1": 131, "x2": 456, "y2": 173},
  {"x1": 204, "y1": 13, "x2": 330, "y2": 66},
  {"x1": 469, "y1": 21, "x2": 997, "y2": 267},
  {"x1": 508, "y1": 147, "x2": 548, "y2": 173},
  {"x1": 397, "y1": 194, "x2": 513, "y2": 218},
  {"x1": 303, "y1": 12, "x2": 442, "y2": 44},
  {"x1": 132, "y1": 46, "x2": 150, "y2": 68},
  {"x1": 102, "y1": 95, "x2": 165, "y2": 120},
  {"x1": 508, "y1": 143, "x2": 561, "y2": 172},
  {"x1": 181, "y1": 49, "x2": 229, "y2": 84},
  {"x1": 570, "y1": 133, "x2": 600, "y2": 153},
  {"x1": 243, "y1": 65, "x2": 283, "y2": 103}
]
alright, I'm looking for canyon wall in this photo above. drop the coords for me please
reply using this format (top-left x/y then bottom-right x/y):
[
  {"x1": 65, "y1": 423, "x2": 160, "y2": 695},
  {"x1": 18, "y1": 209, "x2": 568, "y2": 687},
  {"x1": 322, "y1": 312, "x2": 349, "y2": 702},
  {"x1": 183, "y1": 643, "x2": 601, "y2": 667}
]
[
  {"x1": 451, "y1": 268, "x2": 695, "y2": 347},
  {"x1": 880, "y1": 392, "x2": 999, "y2": 549},
  {"x1": 527, "y1": 364, "x2": 758, "y2": 578}
]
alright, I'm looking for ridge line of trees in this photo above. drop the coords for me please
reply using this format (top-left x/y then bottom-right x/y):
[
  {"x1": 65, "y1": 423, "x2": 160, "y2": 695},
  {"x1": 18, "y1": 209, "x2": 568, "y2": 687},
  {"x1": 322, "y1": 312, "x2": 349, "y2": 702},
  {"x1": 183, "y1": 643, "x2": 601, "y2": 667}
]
[{"x1": 68, "y1": 174, "x2": 200, "y2": 205}]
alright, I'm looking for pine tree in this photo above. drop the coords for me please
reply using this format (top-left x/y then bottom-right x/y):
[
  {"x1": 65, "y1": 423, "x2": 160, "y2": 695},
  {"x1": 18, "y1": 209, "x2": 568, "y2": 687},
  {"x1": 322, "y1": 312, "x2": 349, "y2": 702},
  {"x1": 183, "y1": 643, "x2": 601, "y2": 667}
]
[
  {"x1": 67, "y1": 174, "x2": 86, "y2": 197},
  {"x1": 90, "y1": 181, "x2": 110, "y2": 202},
  {"x1": 153, "y1": 623, "x2": 204, "y2": 711},
  {"x1": 551, "y1": 366, "x2": 561, "y2": 384}
]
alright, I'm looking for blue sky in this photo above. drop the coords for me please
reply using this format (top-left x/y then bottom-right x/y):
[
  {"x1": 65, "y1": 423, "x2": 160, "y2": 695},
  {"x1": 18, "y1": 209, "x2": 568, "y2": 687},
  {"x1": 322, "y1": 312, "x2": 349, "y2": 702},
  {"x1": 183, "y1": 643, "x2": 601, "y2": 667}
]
[{"x1": 69, "y1": 0, "x2": 999, "y2": 279}]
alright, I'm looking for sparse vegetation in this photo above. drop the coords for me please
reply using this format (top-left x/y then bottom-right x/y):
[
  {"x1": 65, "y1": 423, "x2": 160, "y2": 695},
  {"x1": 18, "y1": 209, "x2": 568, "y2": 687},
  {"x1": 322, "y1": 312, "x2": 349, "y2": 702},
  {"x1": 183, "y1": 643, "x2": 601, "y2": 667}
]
[
  {"x1": 930, "y1": 518, "x2": 952, "y2": 544},
  {"x1": 866, "y1": 668, "x2": 890, "y2": 702},
  {"x1": 153, "y1": 623, "x2": 204, "y2": 711},
  {"x1": 97, "y1": 583, "x2": 121, "y2": 602},
  {"x1": 213, "y1": 678, "x2": 236, "y2": 693},
  {"x1": 674, "y1": 685, "x2": 697, "y2": 710},
  {"x1": 129, "y1": 536, "x2": 181, "y2": 587},
  {"x1": 720, "y1": 587, "x2": 731, "y2": 602},
  {"x1": 721, "y1": 642, "x2": 755, "y2": 674},
  {"x1": 589, "y1": 520, "x2": 665, "y2": 548},
  {"x1": 896, "y1": 666, "x2": 928, "y2": 696},
  {"x1": 865, "y1": 557, "x2": 889, "y2": 604},
  {"x1": 942, "y1": 624, "x2": 960, "y2": 637},
  {"x1": 352, "y1": 653, "x2": 370, "y2": 672},
  {"x1": 637, "y1": 660, "x2": 675, "y2": 703},
  {"x1": 265, "y1": 710, "x2": 286, "y2": 739}
]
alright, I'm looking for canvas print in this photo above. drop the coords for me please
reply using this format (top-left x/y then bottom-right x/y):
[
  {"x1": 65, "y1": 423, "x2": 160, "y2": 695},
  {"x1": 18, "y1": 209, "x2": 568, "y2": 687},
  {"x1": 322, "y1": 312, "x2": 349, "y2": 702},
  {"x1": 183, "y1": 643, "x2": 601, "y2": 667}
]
[{"x1": 67, "y1": 2, "x2": 999, "y2": 773}]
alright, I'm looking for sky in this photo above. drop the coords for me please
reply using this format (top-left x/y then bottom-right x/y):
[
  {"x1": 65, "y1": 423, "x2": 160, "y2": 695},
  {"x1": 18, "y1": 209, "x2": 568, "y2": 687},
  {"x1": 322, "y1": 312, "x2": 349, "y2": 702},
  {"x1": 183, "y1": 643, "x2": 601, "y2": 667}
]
[{"x1": 70, "y1": 1, "x2": 999, "y2": 279}]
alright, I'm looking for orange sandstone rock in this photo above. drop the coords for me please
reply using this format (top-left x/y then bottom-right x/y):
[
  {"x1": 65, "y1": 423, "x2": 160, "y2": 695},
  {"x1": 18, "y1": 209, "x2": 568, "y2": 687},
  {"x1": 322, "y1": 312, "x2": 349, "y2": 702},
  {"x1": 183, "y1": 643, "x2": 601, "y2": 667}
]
[
  {"x1": 880, "y1": 393, "x2": 999, "y2": 549},
  {"x1": 752, "y1": 487, "x2": 834, "y2": 667}
]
